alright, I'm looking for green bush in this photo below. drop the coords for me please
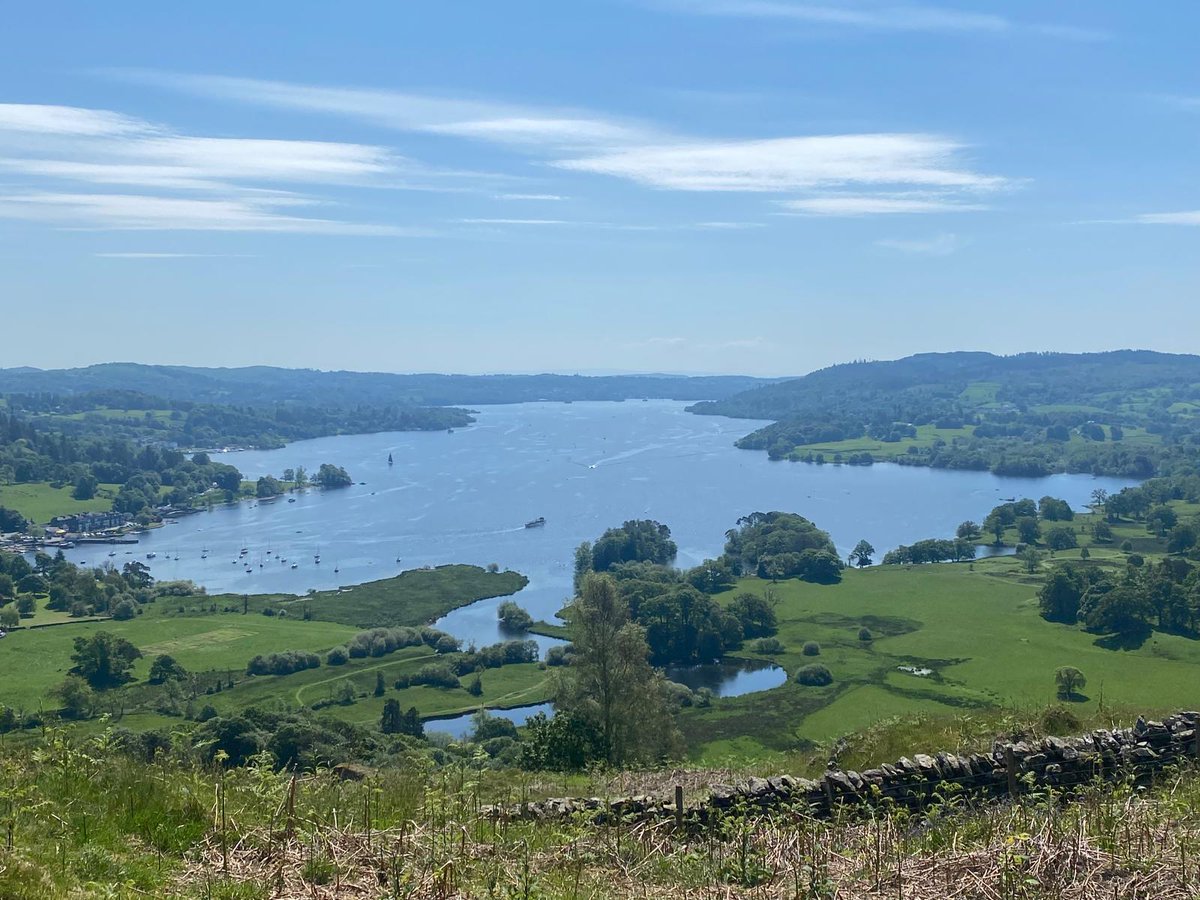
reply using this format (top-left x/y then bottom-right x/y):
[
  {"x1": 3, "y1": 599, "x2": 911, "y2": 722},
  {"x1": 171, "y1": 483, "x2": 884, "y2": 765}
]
[
  {"x1": 796, "y1": 664, "x2": 833, "y2": 686},
  {"x1": 754, "y1": 637, "x2": 784, "y2": 654},
  {"x1": 857, "y1": 627, "x2": 872, "y2": 642},
  {"x1": 326, "y1": 646, "x2": 349, "y2": 665},
  {"x1": 801, "y1": 641, "x2": 821, "y2": 656}
]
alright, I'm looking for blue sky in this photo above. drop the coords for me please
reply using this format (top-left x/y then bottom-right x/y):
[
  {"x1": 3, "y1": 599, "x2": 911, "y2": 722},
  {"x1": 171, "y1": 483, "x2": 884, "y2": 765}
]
[{"x1": 2, "y1": 1, "x2": 1199, "y2": 376}]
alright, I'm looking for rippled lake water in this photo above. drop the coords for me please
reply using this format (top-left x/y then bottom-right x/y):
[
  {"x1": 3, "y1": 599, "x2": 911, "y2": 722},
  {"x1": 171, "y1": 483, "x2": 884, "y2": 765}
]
[{"x1": 60, "y1": 400, "x2": 1135, "y2": 705}]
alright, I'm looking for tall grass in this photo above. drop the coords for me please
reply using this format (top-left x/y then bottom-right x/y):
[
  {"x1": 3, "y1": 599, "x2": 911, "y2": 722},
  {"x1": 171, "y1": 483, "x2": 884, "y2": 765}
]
[{"x1": 4, "y1": 719, "x2": 1200, "y2": 897}]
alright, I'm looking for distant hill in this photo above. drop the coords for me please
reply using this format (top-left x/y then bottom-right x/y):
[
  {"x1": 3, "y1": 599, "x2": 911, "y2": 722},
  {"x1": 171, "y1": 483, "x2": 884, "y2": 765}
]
[
  {"x1": 688, "y1": 350, "x2": 1200, "y2": 477},
  {"x1": 0, "y1": 364, "x2": 779, "y2": 407},
  {"x1": 689, "y1": 351, "x2": 1200, "y2": 422}
]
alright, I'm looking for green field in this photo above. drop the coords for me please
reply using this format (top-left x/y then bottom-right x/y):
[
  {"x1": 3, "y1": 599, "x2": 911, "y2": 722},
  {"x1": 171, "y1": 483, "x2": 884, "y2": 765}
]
[
  {"x1": 0, "y1": 564, "x2": 546, "y2": 731},
  {"x1": 783, "y1": 421, "x2": 1162, "y2": 465},
  {"x1": 252, "y1": 563, "x2": 528, "y2": 627},
  {"x1": 684, "y1": 541, "x2": 1200, "y2": 765},
  {"x1": 0, "y1": 481, "x2": 121, "y2": 523},
  {"x1": 785, "y1": 423, "x2": 973, "y2": 461},
  {"x1": 0, "y1": 608, "x2": 360, "y2": 712}
]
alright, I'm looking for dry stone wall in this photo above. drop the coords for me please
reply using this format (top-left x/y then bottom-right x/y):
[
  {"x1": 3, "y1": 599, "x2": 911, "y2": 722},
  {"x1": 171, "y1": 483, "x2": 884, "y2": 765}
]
[{"x1": 485, "y1": 712, "x2": 1200, "y2": 825}]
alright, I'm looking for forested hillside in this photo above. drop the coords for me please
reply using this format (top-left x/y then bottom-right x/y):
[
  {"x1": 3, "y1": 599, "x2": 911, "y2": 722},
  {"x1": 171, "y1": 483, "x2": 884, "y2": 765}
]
[
  {"x1": 0, "y1": 364, "x2": 777, "y2": 406},
  {"x1": 690, "y1": 351, "x2": 1200, "y2": 478}
]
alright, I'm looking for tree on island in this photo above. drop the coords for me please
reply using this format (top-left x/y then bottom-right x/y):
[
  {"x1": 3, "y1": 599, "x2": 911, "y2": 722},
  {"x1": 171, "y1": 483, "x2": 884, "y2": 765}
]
[
  {"x1": 255, "y1": 475, "x2": 284, "y2": 498},
  {"x1": 722, "y1": 512, "x2": 843, "y2": 584},
  {"x1": 497, "y1": 600, "x2": 533, "y2": 632},
  {"x1": 1055, "y1": 666, "x2": 1087, "y2": 700},
  {"x1": 315, "y1": 463, "x2": 352, "y2": 489},
  {"x1": 590, "y1": 520, "x2": 677, "y2": 572},
  {"x1": 849, "y1": 540, "x2": 875, "y2": 568}
]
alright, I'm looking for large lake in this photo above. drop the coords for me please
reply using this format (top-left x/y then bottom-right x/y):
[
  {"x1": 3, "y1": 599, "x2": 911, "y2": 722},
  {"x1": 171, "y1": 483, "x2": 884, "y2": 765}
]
[{"x1": 65, "y1": 401, "x2": 1135, "y2": 649}]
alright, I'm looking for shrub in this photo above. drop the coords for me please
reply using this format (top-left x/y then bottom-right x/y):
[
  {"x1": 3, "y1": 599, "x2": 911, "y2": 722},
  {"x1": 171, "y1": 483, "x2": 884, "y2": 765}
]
[
  {"x1": 1045, "y1": 526, "x2": 1078, "y2": 551},
  {"x1": 454, "y1": 640, "x2": 538, "y2": 674},
  {"x1": 796, "y1": 664, "x2": 833, "y2": 686},
  {"x1": 434, "y1": 634, "x2": 461, "y2": 654},
  {"x1": 1120, "y1": 540, "x2": 1134, "y2": 552},
  {"x1": 147, "y1": 654, "x2": 187, "y2": 685},
  {"x1": 111, "y1": 599, "x2": 138, "y2": 621},
  {"x1": 411, "y1": 662, "x2": 459, "y2": 689},
  {"x1": 857, "y1": 627, "x2": 873, "y2": 642},
  {"x1": 246, "y1": 650, "x2": 321, "y2": 676},
  {"x1": 1040, "y1": 704, "x2": 1082, "y2": 734},
  {"x1": 545, "y1": 645, "x2": 574, "y2": 666},
  {"x1": 801, "y1": 641, "x2": 821, "y2": 656},
  {"x1": 754, "y1": 637, "x2": 784, "y2": 655},
  {"x1": 497, "y1": 600, "x2": 534, "y2": 632},
  {"x1": 470, "y1": 710, "x2": 518, "y2": 742},
  {"x1": 326, "y1": 646, "x2": 349, "y2": 666}
]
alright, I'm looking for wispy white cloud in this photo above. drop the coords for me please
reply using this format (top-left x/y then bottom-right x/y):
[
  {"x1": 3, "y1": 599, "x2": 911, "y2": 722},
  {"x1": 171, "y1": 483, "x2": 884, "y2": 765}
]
[
  {"x1": 0, "y1": 102, "x2": 449, "y2": 233},
  {"x1": 649, "y1": 1, "x2": 1106, "y2": 40},
  {"x1": 118, "y1": 72, "x2": 660, "y2": 151},
  {"x1": 129, "y1": 74, "x2": 1007, "y2": 207},
  {"x1": 0, "y1": 103, "x2": 153, "y2": 136},
  {"x1": 94, "y1": 251, "x2": 257, "y2": 258},
  {"x1": 1133, "y1": 210, "x2": 1200, "y2": 225},
  {"x1": 0, "y1": 191, "x2": 428, "y2": 235},
  {"x1": 457, "y1": 217, "x2": 572, "y2": 226},
  {"x1": 554, "y1": 134, "x2": 1004, "y2": 193},
  {"x1": 657, "y1": 1, "x2": 1005, "y2": 32},
  {"x1": 693, "y1": 221, "x2": 765, "y2": 229},
  {"x1": 876, "y1": 232, "x2": 961, "y2": 254},
  {"x1": 495, "y1": 193, "x2": 568, "y2": 201},
  {"x1": 1152, "y1": 95, "x2": 1200, "y2": 112},
  {"x1": 780, "y1": 194, "x2": 986, "y2": 215}
]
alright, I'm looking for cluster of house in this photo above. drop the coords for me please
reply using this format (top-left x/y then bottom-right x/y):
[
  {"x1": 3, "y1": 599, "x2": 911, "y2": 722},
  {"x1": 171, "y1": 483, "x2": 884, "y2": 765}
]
[{"x1": 48, "y1": 511, "x2": 131, "y2": 533}]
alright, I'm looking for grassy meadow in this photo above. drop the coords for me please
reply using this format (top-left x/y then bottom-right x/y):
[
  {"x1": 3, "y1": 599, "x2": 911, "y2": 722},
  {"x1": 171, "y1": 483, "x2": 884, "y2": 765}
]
[
  {"x1": 682, "y1": 498, "x2": 1200, "y2": 766},
  {"x1": 4, "y1": 484, "x2": 1199, "y2": 768},
  {"x1": 784, "y1": 420, "x2": 1161, "y2": 463},
  {"x1": 0, "y1": 481, "x2": 122, "y2": 523},
  {"x1": 0, "y1": 565, "x2": 546, "y2": 730}
]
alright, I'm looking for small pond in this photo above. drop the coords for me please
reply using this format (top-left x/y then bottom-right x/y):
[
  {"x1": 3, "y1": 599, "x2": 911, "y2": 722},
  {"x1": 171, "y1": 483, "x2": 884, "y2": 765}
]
[
  {"x1": 664, "y1": 657, "x2": 788, "y2": 696},
  {"x1": 425, "y1": 658, "x2": 787, "y2": 738}
]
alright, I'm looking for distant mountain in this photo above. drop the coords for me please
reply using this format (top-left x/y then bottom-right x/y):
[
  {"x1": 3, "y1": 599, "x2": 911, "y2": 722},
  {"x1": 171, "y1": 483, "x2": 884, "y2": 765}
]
[
  {"x1": 689, "y1": 350, "x2": 1200, "y2": 422},
  {"x1": 0, "y1": 364, "x2": 780, "y2": 407}
]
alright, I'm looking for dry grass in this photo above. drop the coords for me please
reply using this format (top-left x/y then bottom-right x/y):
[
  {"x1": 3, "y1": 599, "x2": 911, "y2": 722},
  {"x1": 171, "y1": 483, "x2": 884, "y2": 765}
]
[{"x1": 173, "y1": 771, "x2": 1200, "y2": 899}]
